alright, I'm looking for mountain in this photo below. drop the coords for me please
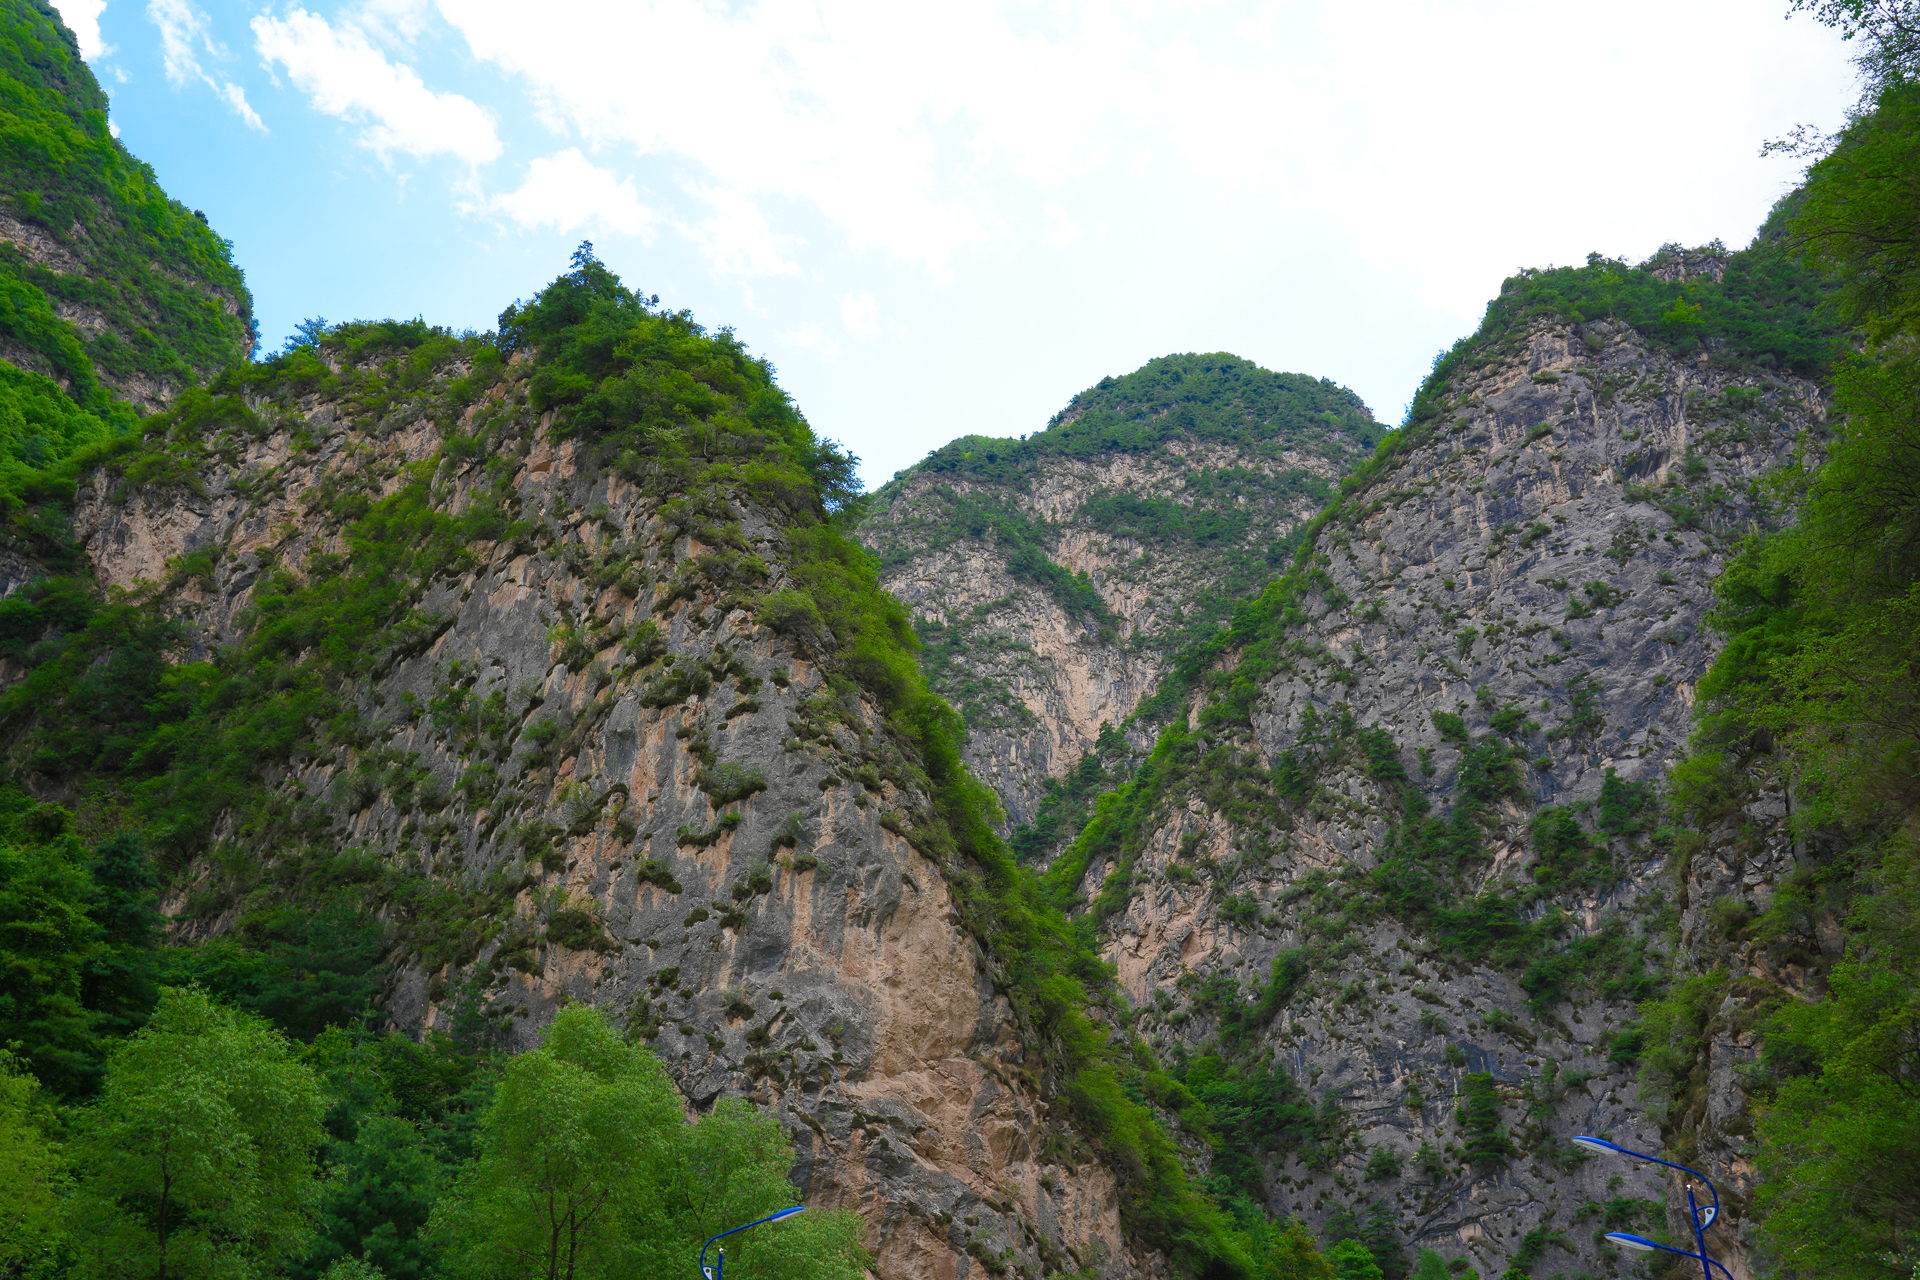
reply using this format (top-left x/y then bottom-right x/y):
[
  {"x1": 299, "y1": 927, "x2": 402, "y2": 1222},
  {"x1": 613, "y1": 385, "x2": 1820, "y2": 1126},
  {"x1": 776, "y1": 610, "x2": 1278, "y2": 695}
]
[
  {"x1": 8, "y1": 257, "x2": 1217, "y2": 1279},
  {"x1": 862, "y1": 356, "x2": 1380, "y2": 832},
  {"x1": 1030, "y1": 236, "x2": 1847, "y2": 1280},
  {"x1": 0, "y1": 0, "x2": 254, "y2": 589},
  {"x1": 3, "y1": 0, "x2": 1915, "y2": 1275},
  {"x1": 0, "y1": 1, "x2": 254, "y2": 406}
]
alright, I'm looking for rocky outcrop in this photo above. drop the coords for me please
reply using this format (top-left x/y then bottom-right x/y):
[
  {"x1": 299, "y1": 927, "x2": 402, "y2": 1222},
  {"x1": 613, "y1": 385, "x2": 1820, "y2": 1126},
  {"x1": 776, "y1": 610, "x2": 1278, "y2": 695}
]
[
  {"x1": 1065, "y1": 314, "x2": 1828, "y2": 1277},
  {"x1": 59, "y1": 346, "x2": 1141, "y2": 1280},
  {"x1": 864, "y1": 357, "x2": 1377, "y2": 827}
]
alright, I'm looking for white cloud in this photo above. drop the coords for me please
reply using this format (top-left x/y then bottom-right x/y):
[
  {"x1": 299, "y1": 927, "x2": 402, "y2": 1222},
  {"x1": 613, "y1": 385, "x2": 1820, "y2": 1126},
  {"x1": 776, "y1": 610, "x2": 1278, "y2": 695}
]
[
  {"x1": 680, "y1": 186, "x2": 798, "y2": 277},
  {"x1": 1044, "y1": 203, "x2": 1081, "y2": 249},
  {"x1": 48, "y1": 0, "x2": 110, "y2": 60},
  {"x1": 840, "y1": 292, "x2": 878, "y2": 340},
  {"x1": 147, "y1": 0, "x2": 265, "y2": 130},
  {"x1": 778, "y1": 322, "x2": 839, "y2": 358},
  {"x1": 429, "y1": 0, "x2": 1853, "y2": 314},
  {"x1": 211, "y1": 78, "x2": 265, "y2": 131},
  {"x1": 150, "y1": 0, "x2": 205, "y2": 83},
  {"x1": 485, "y1": 147, "x2": 652, "y2": 236},
  {"x1": 252, "y1": 7, "x2": 499, "y2": 163}
]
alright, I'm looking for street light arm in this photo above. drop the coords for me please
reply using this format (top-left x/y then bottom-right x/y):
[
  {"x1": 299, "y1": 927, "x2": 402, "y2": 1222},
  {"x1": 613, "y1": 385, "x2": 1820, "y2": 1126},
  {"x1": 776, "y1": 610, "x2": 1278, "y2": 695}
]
[
  {"x1": 699, "y1": 1207, "x2": 808, "y2": 1280},
  {"x1": 1573, "y1": 1138, "x2": 1721, "y2": 1223},
  {"x1": 1606, "y1": 1235, "x2": 1737, "y2": 1280}
]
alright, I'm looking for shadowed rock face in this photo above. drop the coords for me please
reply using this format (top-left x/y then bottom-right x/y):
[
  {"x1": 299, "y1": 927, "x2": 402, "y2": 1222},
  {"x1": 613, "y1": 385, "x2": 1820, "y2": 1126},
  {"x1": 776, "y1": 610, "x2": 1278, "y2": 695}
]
[
  {"x1": 1062, "y1": 316, "x2": 1827, "y2": 1279},
  {"x1": 60, "y1": 348, "x2": 1143, "y2": 1280},
  {"x1": 863, "y1": 357, "x2": 1378, "y2": 828}
]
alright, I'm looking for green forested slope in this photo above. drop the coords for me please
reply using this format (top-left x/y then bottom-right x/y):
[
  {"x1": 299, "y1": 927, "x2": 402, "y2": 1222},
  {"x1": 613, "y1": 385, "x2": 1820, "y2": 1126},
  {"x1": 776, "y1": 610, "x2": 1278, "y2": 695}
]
[{"x1": 0, "y1": 0, "x2": 253, "y2": 535}]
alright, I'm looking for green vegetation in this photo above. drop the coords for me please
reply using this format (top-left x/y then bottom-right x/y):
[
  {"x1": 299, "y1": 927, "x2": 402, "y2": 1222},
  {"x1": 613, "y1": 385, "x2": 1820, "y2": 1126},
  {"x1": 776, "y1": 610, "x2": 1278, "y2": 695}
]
[
  {"x1": 429, "y1": 1007, "x2": 866, "y2": 1280},
  {"x1": 1644, "y1": 11, "x2": 1920, "y2": 1278},
  {"x1": 0, "y1": 0, "x2": 252, "y2": 528},
  {"x1": 0, "y1": 994, "x2": 868, "y2": 1280},
  {"x1": 867, "y1": 354, "x2": 1378, "y2": 681},
  {"x1": 897, "y1": 354, "x2": 1379, "y2": 489}
]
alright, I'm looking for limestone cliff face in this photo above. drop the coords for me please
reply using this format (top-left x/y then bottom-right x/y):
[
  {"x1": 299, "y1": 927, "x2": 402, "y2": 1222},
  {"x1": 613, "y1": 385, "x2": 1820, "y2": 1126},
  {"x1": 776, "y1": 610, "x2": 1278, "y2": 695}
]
[
  {"x1": 1067, "y1": 314, "x2": 1827, "y2": 1277},
  {"x1": 57, "y1": 344, "x2": 1139, "y2": 1280},
  {"x1": 863, "y1": 356, "x2": 1378, "y2": 827}
]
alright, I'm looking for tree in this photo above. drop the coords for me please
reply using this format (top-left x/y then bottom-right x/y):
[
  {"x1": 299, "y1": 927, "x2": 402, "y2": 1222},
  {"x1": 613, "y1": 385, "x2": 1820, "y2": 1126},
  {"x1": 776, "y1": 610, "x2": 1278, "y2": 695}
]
[
  {"x1": 1458, "y1": 1074, "x2": 1516, "y2": 1170},
  {"x1": 1262, "y1": 1221, "x2": 1336, "y2": 1280},
  {"x1": 0, "y1": 1050, "x2": 70, "y2": 1278},
  {"x1": 68, "y1": 987, "x2": 326, "y2": 1280},
  {"x1": 0, "y1": 814, "x2": 101, "y2": 1095},
  {"x1": 431, "y1": 1006, "x2": 867, "y2": 1280},
  {"x1": 1752, "y1": 847, "x2": 1920, "y2": 1280},
  {"x1": 1331, "y1": 1239, "x2": 1386, "y2": 1280},
  {"x1": 428, "y1": 1006, "x2": 692, "y2": 1280},
  {"x1": 1789, "y1": 1, "x2": 1920, "y2": 91},
  {"x1": 629, "y1": 1094, "x2": 869, "y2": 1280},
  {"x1": 293, "y1": 1115, "x2": 446, "y2": 1280}
]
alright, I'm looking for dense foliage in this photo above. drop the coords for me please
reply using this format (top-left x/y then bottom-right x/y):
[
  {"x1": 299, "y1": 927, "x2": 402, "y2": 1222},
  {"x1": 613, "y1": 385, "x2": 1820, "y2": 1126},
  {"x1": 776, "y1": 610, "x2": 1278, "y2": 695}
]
[
  {"x1": 0, "y1": 0, "x2": 253, "y2": 395},
  {"x1": 0, "y1": 0, "x2": 254, "y2": 570},
  {"x1": 1651, "y1": 19, "x2": 1920, "y2": 1275},
  {"x1": 894, "y1": 354, "x2": 1379, "y2": 490},
  {"x1": 0, "y1": 994, "x2": 867, "y2": 1280}
]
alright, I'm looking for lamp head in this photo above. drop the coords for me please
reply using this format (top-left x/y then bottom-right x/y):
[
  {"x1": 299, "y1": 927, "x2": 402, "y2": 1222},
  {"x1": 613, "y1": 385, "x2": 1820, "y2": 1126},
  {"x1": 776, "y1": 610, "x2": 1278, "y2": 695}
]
[
  {"x1": 1606, "y1": 1234, "x2": 1659, "y2": 1253},
  {"x1": 768, "y1": 1207, "x2": 807, "y2": 1222},
  {"x1": 1571, "y1": 1136, "x2": 1620, "y2": 1155},
  {"x1": 1698, "y1": 1207, "x2": 1716, "y2": 1227}
]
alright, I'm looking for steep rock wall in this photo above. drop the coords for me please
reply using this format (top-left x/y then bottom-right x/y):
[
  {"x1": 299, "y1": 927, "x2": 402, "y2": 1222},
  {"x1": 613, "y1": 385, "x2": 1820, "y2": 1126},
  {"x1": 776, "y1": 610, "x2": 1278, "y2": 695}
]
[
  {"x1": 864, "y1": 357, "x2": 1377, "y2": 827},
  {"x1": 1066, "y1": 315, "x2": 1827, "y2": 1279},
  {"x1": 53, "y1": 342, "x2": 1144, "y2": 1280}
]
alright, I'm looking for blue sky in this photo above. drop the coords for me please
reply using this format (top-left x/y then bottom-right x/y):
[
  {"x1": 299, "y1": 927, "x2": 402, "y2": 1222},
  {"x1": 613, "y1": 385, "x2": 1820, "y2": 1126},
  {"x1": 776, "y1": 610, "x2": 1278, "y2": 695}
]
[{"x1": 52, "y1": 0, "x2": 1856, "y2": 487}]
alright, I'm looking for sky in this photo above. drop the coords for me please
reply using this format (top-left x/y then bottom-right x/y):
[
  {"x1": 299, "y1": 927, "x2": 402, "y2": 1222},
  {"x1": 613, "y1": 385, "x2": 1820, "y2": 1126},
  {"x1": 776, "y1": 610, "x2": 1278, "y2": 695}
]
[{"x1": 51, "y1": 0, "x2": 1859, "y2": 488}]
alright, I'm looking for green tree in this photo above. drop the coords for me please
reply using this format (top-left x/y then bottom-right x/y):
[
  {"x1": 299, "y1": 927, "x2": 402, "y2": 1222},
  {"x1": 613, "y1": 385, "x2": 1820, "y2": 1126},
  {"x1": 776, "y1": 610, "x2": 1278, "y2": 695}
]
[
  {"x1": 0, "y1": 805, "x2": 101, "y2": 1094},
  {"x1": 1751, "y1": 847, "x2": 1920, "y2": 1280},
  {"x1": 0, "y1": 1050, "x2": 70, "y2": 1278},
  {"x1": 294, "y1": 1114, "x2": 446, "y2": 1280},
  {"x1": 428, "y1": 1005, "x2": 685, "y2": 1280},
  {"x1": 432, "y1": 1013, "x2": 687, "y2": 1280},
  {"x1": 431, "y1": 1006, "x2": 866, "y2": 1280},
  {"x1": 630, "y1": 1094, "x2": 868, "y2": 1280},
  {"x1": 68, "y1": 987, "x2": 326, "y2": 1280},
  {"x1": 1261, "y1": 1221, "x2": 1336, "y2": 1280},
  {"x1": 1458, "y1": 1074, "x2": 1516, "y2": 1170},
  {"x1": 1330, "y1": 1239, "x2": 1386, "y2": 1280},
  {"x1": 1409, "y1": 1249, "x2": 1451, "y2": 1280}
]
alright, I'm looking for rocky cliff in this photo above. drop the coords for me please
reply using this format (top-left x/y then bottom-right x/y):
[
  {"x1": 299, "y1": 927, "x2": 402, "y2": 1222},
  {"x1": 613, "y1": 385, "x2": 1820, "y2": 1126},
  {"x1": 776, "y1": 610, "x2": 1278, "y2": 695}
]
[
  {"x1": 1036, "y1": 243, "x2": 1844, "y2": 1280},
  {"x1": 863, "y1": 356, "x2": 1379, "y2": 830},
  {"x1": 8, "y1": 288, "x2": 1171, "y2": 1280},
  {"x1": 0, "y1": 16, "x2": 1868, "y2": 1267}
]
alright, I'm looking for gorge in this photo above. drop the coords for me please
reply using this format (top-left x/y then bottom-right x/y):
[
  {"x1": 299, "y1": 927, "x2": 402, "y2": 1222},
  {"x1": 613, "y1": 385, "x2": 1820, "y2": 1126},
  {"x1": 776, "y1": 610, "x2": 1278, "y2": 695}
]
[{"x1": 1, "y1": 4, "x2": 1914, "y2": 1280}]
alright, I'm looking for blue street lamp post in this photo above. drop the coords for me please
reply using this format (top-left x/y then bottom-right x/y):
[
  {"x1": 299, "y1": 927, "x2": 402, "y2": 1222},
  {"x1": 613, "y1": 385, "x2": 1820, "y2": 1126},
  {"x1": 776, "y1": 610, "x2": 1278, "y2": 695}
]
[
  {"x1": 699, "y1": 1206, "x2": 807, "y2": 1280},
  {"x1": 1571, "y1": 1136, "x2": 1732, "y2": 1280}
]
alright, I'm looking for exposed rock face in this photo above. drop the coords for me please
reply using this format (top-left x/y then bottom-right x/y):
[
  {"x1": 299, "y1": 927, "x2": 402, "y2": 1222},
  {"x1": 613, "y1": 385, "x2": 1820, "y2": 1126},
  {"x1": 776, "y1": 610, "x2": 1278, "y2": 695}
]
[
  {"x1": 60, "y1": 348, "x2": 1140, "y2": 1280},
  {"x1": 1066, "y1": 316, "x2": 1827, "y2": 1277},
  {"x1": 864, "y1": 356, "x2": 1378, "y2": 826}
]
